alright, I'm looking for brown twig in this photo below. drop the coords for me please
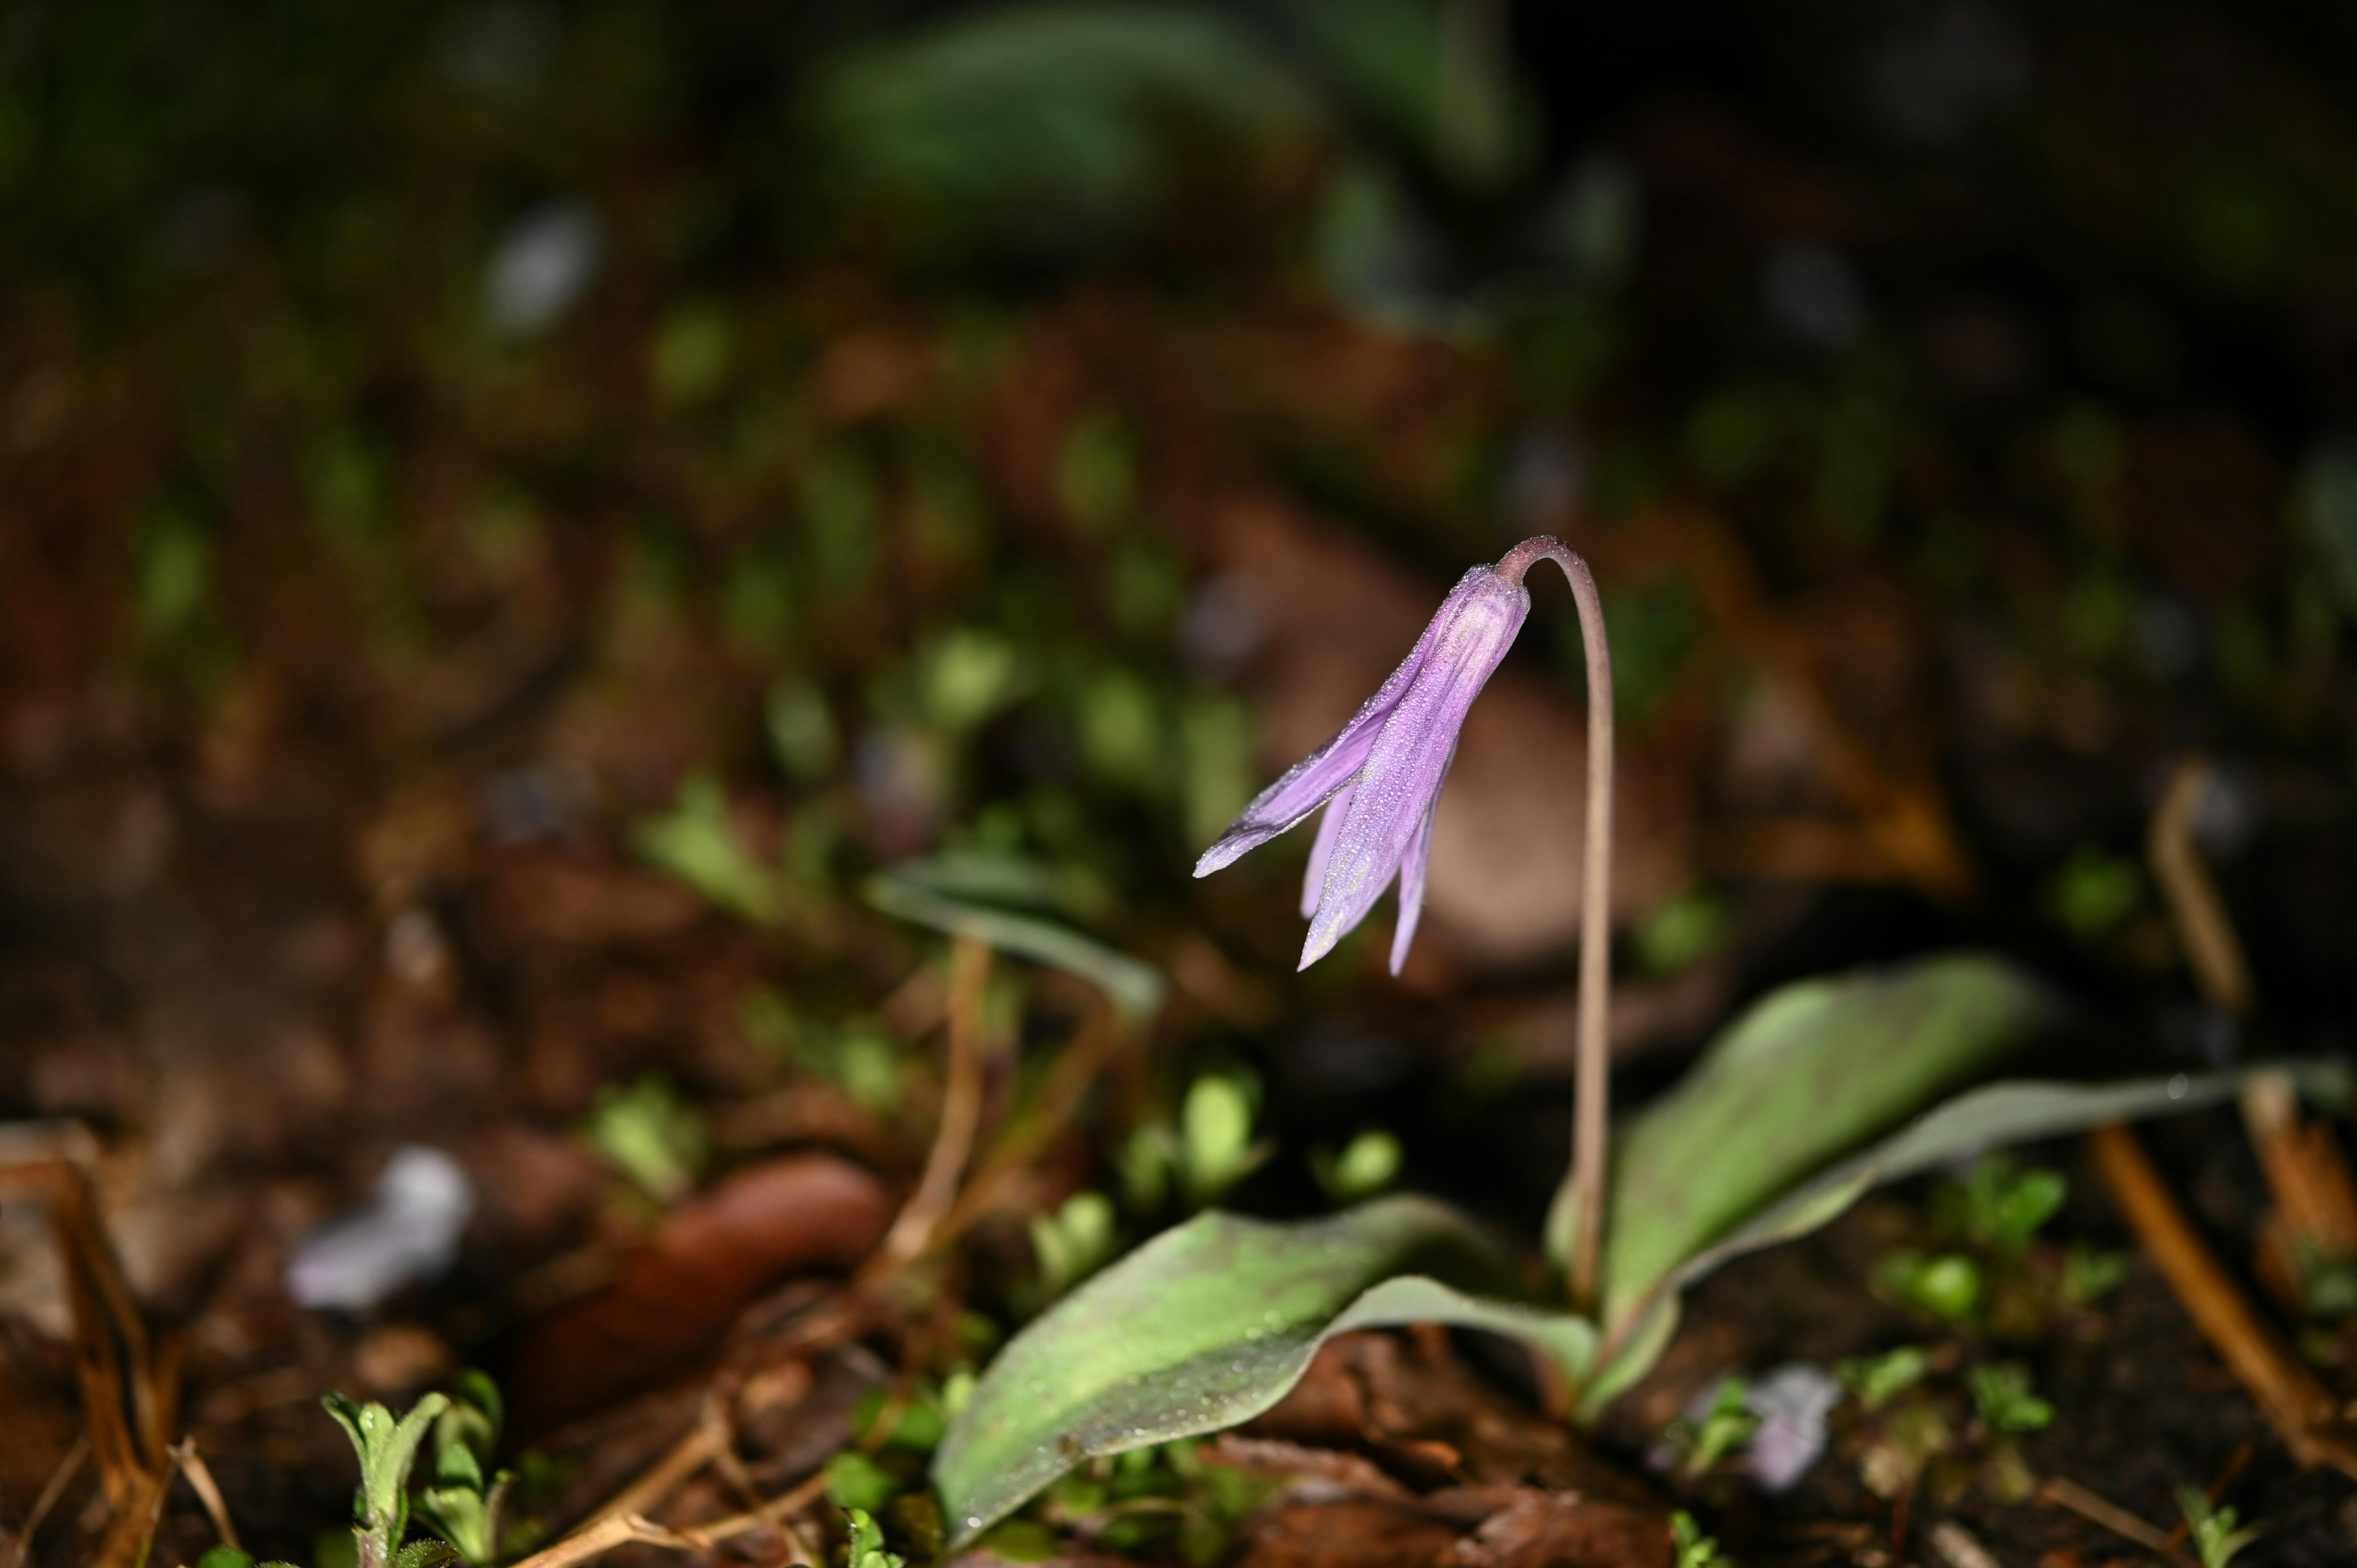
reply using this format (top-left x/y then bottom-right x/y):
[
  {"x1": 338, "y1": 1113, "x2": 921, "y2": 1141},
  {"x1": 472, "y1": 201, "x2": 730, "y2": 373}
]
[
  {"x1": 870, "y1": 934, "x2": 993, "y2": 1276},
  {"x1": 509, "y1": 1473, "x2": 834, "y2": 1568},
  {"x1": 9, "y1": 1432, "x2": 88, "y2": 1568},
  {"x1": 2037, "y1": 1475, "x2": 2189, "y2": 1564},
  {"x1": 2151, "y1": 757, "x2": 2357, "y2": 1295},
  {"x1": 584, "y1": 1418, "x2": 726, "y2": 1527},
  {"x1": 171, "y1": 1436, "x2": 242, "y2": 1554},
  {"x1": 2085, "y1": 1123, "x2": 2357, "y2": 1477}
]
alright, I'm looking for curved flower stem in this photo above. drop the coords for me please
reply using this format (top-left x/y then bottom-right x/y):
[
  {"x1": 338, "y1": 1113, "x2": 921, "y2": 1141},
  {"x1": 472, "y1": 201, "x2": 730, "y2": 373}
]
[{"x1": 1499, "y1": 535, "x2": 1615, "y2": 1313}]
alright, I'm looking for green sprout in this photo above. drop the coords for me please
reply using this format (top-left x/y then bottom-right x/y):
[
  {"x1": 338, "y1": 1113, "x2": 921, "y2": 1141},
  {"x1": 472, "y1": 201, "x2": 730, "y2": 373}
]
[
  {"x1": 1876, "y1": 1250, "x2": 1983, "y2": 1323},
  {"x1": 1177, "y1": 1073, "x2": 1269, "y2": 1208},
  {"x1": 1967, "y1": 1362, "x2": 2054, "y2": 1433},
  {"x1": 634, "y1": 772, "x2": 780, "y2": 923},
  {"x1": 1836, "y1": 1345, "x2": 1932, "y2": 1412},
  {"x1": 843, "y1": 1507, "x2": 907, "y2": 1568},
  {"x1": 584, "y1": 1071, "x2": 709, "y2": 1203},
  {"x1": 1666, "y1": 1378, "x2": 1760, "y2": 1480},
  {"x1": 1314, "y1": 1130, "x2": 1403, "y2": 1205},
  {"x1": 413, "y1": 1372, "x2": 517, "y2": 1566},
  {"x1": 2176, "y1": 1486, "x2": 2261, "y2": 1568},
  {"x1": 1935, "y1": 1155, "x2": 2067, "y2": 1255},
  {"x1": 1671, "y1": 1509, "x2": 1735, "y2": 1568},
  {"x1": 1028, "y1": 1191, "x2": 1119, "y2": 1302},
  {"x1": 322, "y1": 1392, "x2": 454, "y2": 1568}
]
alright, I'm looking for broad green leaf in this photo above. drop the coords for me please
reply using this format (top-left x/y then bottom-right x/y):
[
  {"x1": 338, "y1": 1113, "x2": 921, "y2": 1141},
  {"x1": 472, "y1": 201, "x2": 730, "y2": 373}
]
[
  {"x1": 865, "y1": 866, "x2": 1164, "y2": 1020},
  {"x1": 1578, "y1": 952, "x2": 2058, "y2": 1329},
  {"x1": 1581, "y1": 1059, "x2": 2350, "y2": 1411},
  {"x1": 932, "y1": 1196, "x2": 1593, "y2": 1544}
]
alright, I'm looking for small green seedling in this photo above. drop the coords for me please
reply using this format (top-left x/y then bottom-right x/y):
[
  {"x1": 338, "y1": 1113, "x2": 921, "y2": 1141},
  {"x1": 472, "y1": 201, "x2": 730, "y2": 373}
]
[
  {"x1": 1967, "y1": 1362, "x2": 2054, "y2": 1433},
  {"x1": 843, "y1": 1507, "x2": 907, "y2": 1568},
  {"x1": 1178, "y1": 1073, "x2": 1269, "y2": 1207},
  {"x1": 323, "y1": 1391, "x2": 455, "y2": 1568},
  {"x1": 634, "y1": 771, "x2": 781, "y2": 924},
  {"x1": 2061, "y1": 1242, "x2": 2127, "y2": 1305},
  {"x1": 584, "y1": 1071, "x2": 709, "y2": 1202},
  {"x1": 414, "y1": 1372, "x2": 516, "y2": 1566},
  {"x1": 1314, "y1": 1130, "x2": 1403, "y2": 1205},
  {"x1": 1670, "y1": 1509, "x2": 1735, "y2": 1568},
  {"x1": 2177, "y1": 1486, "x2": 2261, "y2": 1568},
  {"x1": 1836, "y1": 1345, "x2": 1932, "y2": 1412},
  {"x1": 1028, "y1": 1191, "x2": 1118, "y2": 1302},
  {"x1": 1936, "y1": 1156, "x2": 2067, "y2": 1256},
  {"x1": 1667, "y1": 1378, "x2": 1760, "y2": 1479},
  {"x1": 1877, "y1": 1250, "x2": 1983, "y2": 1323}
]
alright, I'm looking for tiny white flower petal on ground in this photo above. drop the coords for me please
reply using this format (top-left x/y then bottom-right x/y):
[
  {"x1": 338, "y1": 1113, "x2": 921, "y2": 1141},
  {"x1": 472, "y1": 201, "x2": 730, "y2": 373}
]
[{"x1": 285, "y1": 1145, "x2": 475, "y2": 1312}]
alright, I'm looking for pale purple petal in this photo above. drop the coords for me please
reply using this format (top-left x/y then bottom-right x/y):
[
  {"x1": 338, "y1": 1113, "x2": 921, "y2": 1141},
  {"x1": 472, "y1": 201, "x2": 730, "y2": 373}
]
[
  {"x1": 1302, "y1": 570, "x2": 1527, "y2": 969},
  {"x1": 1301, "y1": 782, "x2": 1354, "y2": 918},
  {"x1": 1387, "y1": 747, "x2": 1451, "y2": 975},
  {"x1": 1192, "y1": 570, "x2": 1481, "y2": 878}
]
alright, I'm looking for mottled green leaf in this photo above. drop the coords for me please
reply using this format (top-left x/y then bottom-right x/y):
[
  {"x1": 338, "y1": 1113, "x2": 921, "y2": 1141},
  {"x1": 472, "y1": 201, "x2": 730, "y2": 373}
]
[
  {"x1": 1582, "y1": 1060, "x2": 2348, "y2": 1411},
  {"x1": 1573, "y1": 952, "x2": 2059, "y2": 1329},
  {"x1": 932, "y1": 1197, "x2": 1592, "y2": 1544}
]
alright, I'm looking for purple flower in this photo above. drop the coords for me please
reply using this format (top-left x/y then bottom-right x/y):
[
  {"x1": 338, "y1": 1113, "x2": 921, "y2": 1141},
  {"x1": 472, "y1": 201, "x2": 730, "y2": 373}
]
[{"x1": 1194, "y1": 561, "x2": 1533, "y2": 973}]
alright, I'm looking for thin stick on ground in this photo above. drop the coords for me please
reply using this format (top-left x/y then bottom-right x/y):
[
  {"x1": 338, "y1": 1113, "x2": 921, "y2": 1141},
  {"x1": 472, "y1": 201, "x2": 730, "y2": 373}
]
[
  {"x1": 507, "y1": 1472, "x2": 833, "y2": 1568},
  {"x1": 2037, "y1": 1475, "x2": 2188, "y2": 1564},
  {"x1": 171, "y1": 1436, "x2": 242, "y2": 1554},
  {"x1": 10, "y1": 1431, "x2": 88, "y2": 1568},
  {"x1": 2148, "y1": 755, "x2": 2357, "y2": 1289},
  {"x1": 1500, "y1": 538, "x2": 1616, "y2": 1313},
  {"x1": 870, "y1": 933, "x2": 993, "y2": 1277},
  {"x1": 2085, "y1": 1122, "x2": 2357, "y2": 1477}
]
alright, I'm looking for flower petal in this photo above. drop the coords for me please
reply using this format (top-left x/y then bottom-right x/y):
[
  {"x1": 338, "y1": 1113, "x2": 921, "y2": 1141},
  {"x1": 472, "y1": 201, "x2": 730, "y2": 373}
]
[
  {"x1": 1300, "y1": 782, "x2": 1355, "y2": 918},
  {"x1": 1192, "y1": 571, "x2": 1479, "y2": 878},
  {"x1": 1387, "y1": 747, "x2": 1452, "y2": 975},
  {"x1": 1301, "y1": 570, "x2": 1527, "y2": 969}
]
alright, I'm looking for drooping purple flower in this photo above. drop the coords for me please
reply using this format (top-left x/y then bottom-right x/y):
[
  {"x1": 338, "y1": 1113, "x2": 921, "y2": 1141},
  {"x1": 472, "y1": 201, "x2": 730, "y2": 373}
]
[{"x1": 1194, "y1": 561, "x2": 1531, "y2": 972}]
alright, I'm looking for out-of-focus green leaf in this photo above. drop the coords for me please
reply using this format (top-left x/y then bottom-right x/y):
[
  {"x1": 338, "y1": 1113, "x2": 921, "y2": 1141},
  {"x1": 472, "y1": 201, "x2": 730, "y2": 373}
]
[
  {"x1": 931, "y1": 1197, "x2": 1594, "y2": 1545},
  {"x1": 633, "y1": 773, "x2": 778, "y2": 922},
  {"x1": 818, "y1": 2, "x2": 1318, "y2": 243},
  {"x1": 865, "y1": 861, "x2": 1164, "y2": 1019}
]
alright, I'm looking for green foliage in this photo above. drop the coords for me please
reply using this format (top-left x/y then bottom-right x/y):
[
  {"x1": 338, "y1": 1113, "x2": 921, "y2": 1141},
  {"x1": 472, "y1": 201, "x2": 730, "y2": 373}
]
[
  {"x1": 1664, "y1": 1378, "x2": 1760, "y2": 1479},
  {"x1": 1028, "y1": 1191, "x2": 1119, "y2": 1302},
  {"x1": 1579, "y1": 954, "x2": 2056, "y2": 1330},
  {"x1": 1933, "y1": 1156, "x2": 2069, "y2": 1256},
  {"x1": 634, "y1": 773, "x2": 780, "y2": 923},
  {"x1": 843, "y1": 1507, "x2": 906, "y2": 1568},
  {"x1": 583, "y1": 1072, "x2": 709, "y2": 1203},
  {"x1": 1837, "y1": 1345, "x2": 1932, "y2": 1412},
  {"x1": 920, "y1": 628, "x2": 1026, "y2": 733},
  {"x1": 931, "y1": 1196, "x2": 1594, "y2": 1544},
  {"x1": 827, "y1": 1451, "x2": 904, "y2": 1515},
  {"x1": 767, "y1": 678, "x2": 840, "y2": 783},
  {"x1": 1967, "y1": 1362, "x2": 2054, "y2": 1433},
  {"x1": 1178, "y1": 1073, "x2": 1269, "y2": 1206},
  {"x1": 323, "y1": 1391, "x2": 449, "y2": 1568},
  {"x1": 1056, "y1": 411, "x2": 1137, "y2": 535},
  {"x1": 414, "y1": 1371, "x2": 517, "y2": 1566},
  {"x1": 1315, "y1": 1130, "x2": 1404, "y2": 1205},
  {"x1": 2177, "y1": 1486, "x2": 2261, "y2": 1568},
  {"x1": 2061, "y1": 1242, "x2": 2129, "y2": 1305},
  {"x1": 1876, "y1": 1251, "x2": 1984, "y2": 1323},
  {"x1": 2048, "y1": 846, "x2": 2142, "y2": 938},
  {"x1": 1634, "y1": 887, "x2": 1726, "y2": 976},
  {"x1": 865, "y1": 855, "x2": 1166, "y2": 1021},
  {"x1": 1671, "y1": 1510, "x2": 1736, "y2": 1568}
]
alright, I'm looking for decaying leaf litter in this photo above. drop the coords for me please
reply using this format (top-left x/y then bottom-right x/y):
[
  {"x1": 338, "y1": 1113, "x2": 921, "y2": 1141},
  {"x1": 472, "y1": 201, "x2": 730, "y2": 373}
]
[{"x1": 9, "y1": 4, "x2": 2357, "y2": 1566}]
